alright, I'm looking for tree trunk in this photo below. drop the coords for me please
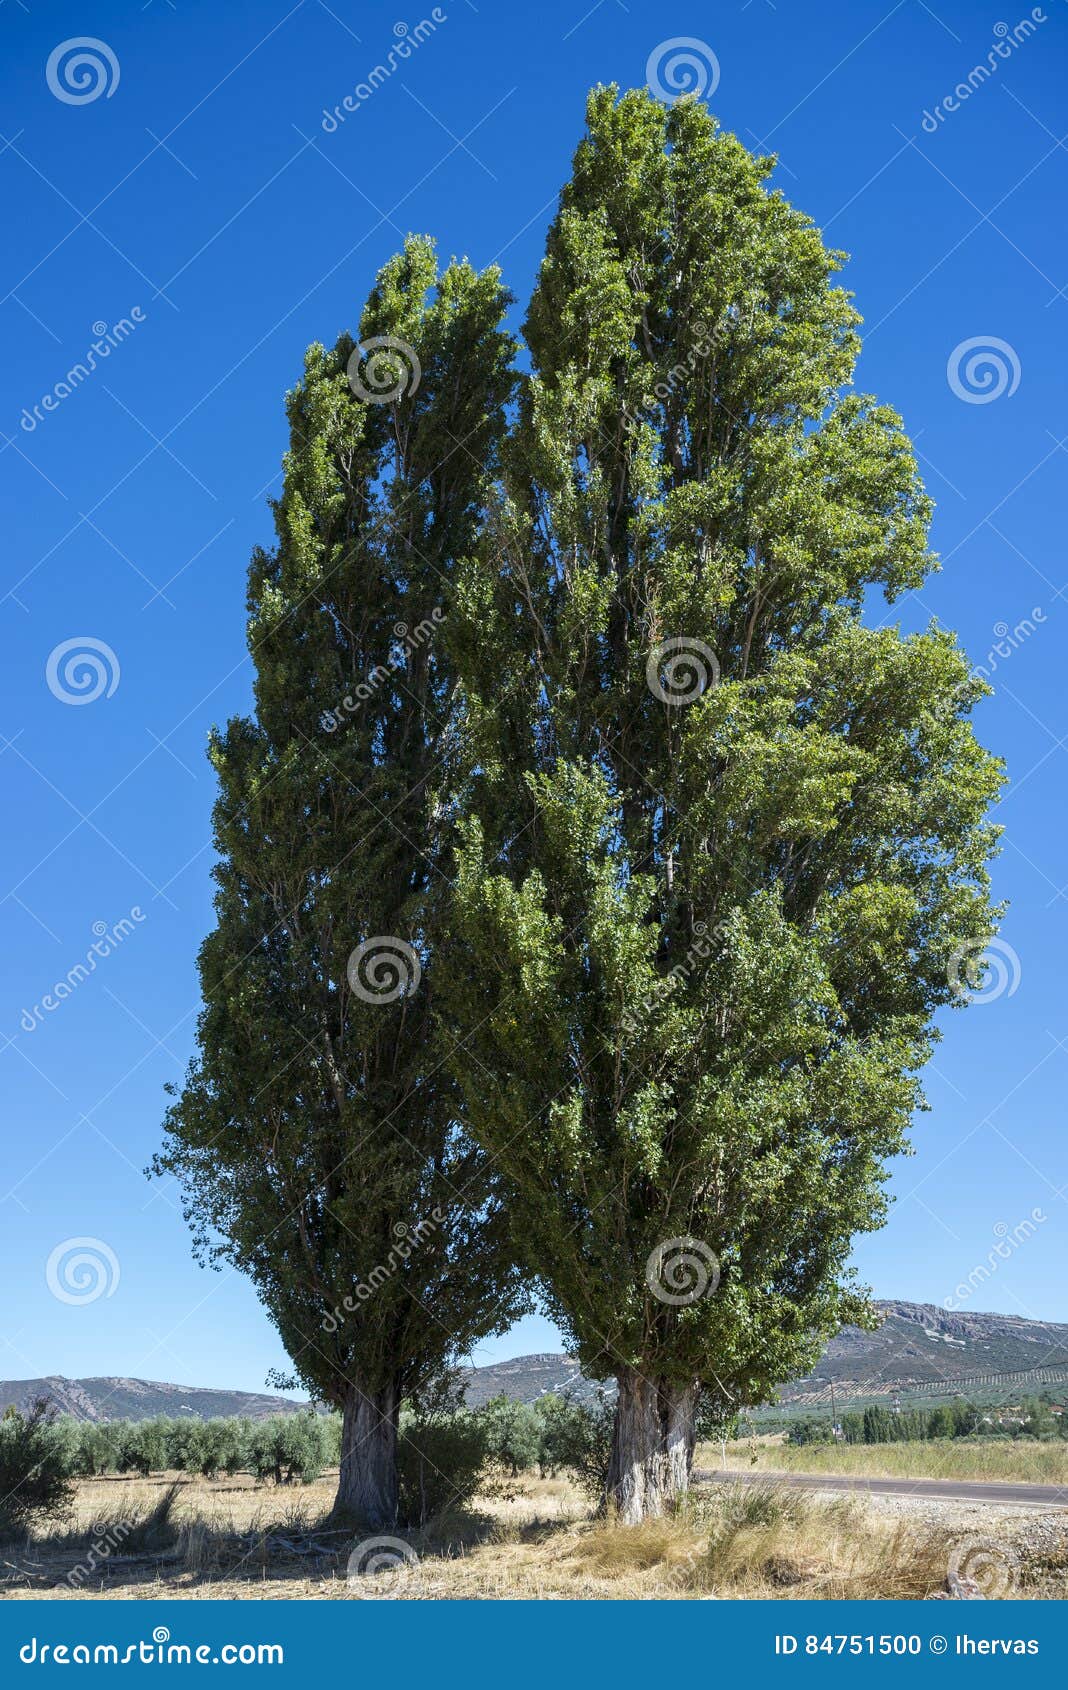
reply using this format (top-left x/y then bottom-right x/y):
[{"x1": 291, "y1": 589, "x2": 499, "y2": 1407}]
[
  {"x1": 605, "y1": 1368, "x2": 698, "y2": 1524},
  {"x1": 332, "y1": 1381, "x2": 399, "y2": 1529},
  {"x1": 662, "y1": 1379, "x2": 697, "y2": 1498}
]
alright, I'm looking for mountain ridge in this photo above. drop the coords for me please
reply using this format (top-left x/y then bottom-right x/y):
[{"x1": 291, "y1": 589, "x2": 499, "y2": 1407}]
[
  {"x1": 461, "y1": 1301, "x2": 1068, "y2": 1408},
  {"x1": 0, "y1": 1375, "x2": 309, "y2": 1422},
  {"x1": 6, "y1": 1303, "x2": 1067, "y2": 1421}
]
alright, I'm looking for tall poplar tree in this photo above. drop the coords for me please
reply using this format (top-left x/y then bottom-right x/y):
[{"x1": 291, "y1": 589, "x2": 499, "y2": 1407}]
[
  {"x1": 445, "y1": 90, "x2": 1003, "y2": 1521},
  {"x1": 155, "y1": 237, "x2": 521, "y2": 1528}
]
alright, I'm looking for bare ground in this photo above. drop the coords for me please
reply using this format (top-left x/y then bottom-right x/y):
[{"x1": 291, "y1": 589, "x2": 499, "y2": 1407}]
[{"x1": 3, "y1": 1467, "x2": 1067, "y2": 1601}]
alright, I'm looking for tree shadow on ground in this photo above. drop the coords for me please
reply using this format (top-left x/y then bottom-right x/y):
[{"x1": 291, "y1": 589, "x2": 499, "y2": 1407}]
[{"x1": 0, "y1": 1498, "x2": 552, "y2": 1598}]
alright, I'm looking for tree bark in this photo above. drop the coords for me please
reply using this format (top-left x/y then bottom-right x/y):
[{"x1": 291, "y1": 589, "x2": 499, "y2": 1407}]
[
  {"x1": 661, "y1": 1379, "x2": 697, "y2": 1498},
  {"x1": 332, "y1": 1381, "x2": 399, "y2": 1529},
  {"x1": 605, "y1": 1367, "x2": 698, "y2": 1523}
]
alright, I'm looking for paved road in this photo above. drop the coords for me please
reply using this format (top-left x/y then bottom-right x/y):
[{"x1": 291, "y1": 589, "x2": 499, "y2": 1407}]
[{"x1": 694, "y1": 1468, "x2": 1068, "y2": 1508}]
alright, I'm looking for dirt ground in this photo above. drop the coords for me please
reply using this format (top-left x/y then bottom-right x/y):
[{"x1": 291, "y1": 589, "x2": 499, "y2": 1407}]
[{"x1": 3, "y1": 1466, "x2": 1066, "y2": 1602}]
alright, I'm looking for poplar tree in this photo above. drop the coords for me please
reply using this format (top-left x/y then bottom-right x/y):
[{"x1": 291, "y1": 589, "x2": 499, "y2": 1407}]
[
  {"x1": 445, "y1": 90, "x2": 1002, "y2": 1521},
  {"x1": 155, "y1": 237, "x2": 521, "y2": 1528}
]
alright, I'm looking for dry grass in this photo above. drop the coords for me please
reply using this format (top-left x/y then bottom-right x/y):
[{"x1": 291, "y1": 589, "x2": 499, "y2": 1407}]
[
  {"x1": 565, "y1": 1486, "x2": 954, "y2": 1600},
  {"x1": 0, "y1": 1469, "x2": 1063, "y2": 1601},
  {"x1": 708, "y1": 1439, "x2": 1068, "y2": 1486}
]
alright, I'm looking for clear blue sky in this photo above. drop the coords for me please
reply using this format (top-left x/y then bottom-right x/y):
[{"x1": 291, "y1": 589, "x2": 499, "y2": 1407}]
[{"x1": 1, "y1": 0, "x2": 1065, "y2": 1397}]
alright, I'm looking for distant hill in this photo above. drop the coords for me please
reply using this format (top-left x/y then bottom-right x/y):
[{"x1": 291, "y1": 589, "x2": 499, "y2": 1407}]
[
  {"x1": 460, "y1": 1302, "x2": 1068, "y2": 1410},
  {"x1": 461, "y1": 1352, "x2": 601, "y2": 1408},
  {"x1": 781, "y1": 1300, "x2": 1068, "y2": 1407},
  {"x1": 0, "y1": 1376, "x2": 309, "y2": 1423},
  {"x1": 7, "y1": 1304, "x2": 1068, "y2": 1423}
]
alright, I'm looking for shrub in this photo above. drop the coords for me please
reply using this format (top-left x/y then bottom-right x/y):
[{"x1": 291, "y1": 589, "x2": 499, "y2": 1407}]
[
  {"x1": 480, "y1": 1394, "x2": 541, "y2": 1476},
  {"x1": 273, "y1": 1412, "x2": 331, "y2": 1484},
  {"x1": 397, "y1": 1411, "x2": 488, "y2": 1525},
  {"x1": 787, "y1": 1418, "x2": 827, "y2": 1447},
  {"x1": 116, "y1": 1418, "x2": 168, "y2": 1477},
  {"x1": 164, "y1": 1418, "x2": 208, "y2": 1474},
  {"x1": 197, "y1": 1417, "x2": 246, "y2": 1478},
  {"x1": 72, "y1": 1421, "x2": 120, "y2": 1477},
  {"x1": 533, "y1": 1393, "x2": 614, "y2": 1499},
  {"x1": 0, "y1": 1399, "x2": 76, "y2": 1542},
  {"x1": 244, "y1": 1413, "x2": 330, "y2": 1484},
  {"x1": 243, "y1": 1421, "x2": 281, "y2": 1484}
]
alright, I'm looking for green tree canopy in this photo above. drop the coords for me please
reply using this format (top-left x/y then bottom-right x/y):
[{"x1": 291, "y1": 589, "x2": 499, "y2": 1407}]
[
  {"x1": 155, "y1": 236, "x2": 524, "y2": 1528},
  {"x1": 443, "y1": 87, "x2": 1003, "y2": 1521}
]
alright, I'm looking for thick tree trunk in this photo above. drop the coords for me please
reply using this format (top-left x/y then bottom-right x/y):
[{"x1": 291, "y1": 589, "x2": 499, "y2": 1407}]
[
  {"x1": 661, "y1": 1379, "x2": 697, "y2": 1498},
  {"x1": 332, "y1": 1382, "x2": 399, "y2": 1529},
  {"x1": 605, "y1": 1368, "x2": 661, "y2": 1524},
  {"x1": 605, "y1": 1368, "x2": 698, "y2": 1524}
]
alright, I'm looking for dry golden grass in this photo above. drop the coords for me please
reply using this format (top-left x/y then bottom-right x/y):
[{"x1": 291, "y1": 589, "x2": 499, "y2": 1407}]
[
  {"x1": 707, "y1": 1438, "x2": 1068, "y2": 1486},
  {"x1": 1, "y1": 1469, "x2": 1063, "y2": 1601},
  {"x1": 565, "y1": 1485, "x2": 964, "y2": 1600}
]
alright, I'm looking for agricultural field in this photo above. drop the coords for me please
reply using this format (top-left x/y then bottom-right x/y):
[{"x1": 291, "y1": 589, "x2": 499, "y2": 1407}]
[
  {"x1": 715, "y1": 1439, "x2": 1068, "y2": 1488},
  {"x1": 3, "y1": 1467, "x2": 1067, "y2": 1603}
]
